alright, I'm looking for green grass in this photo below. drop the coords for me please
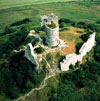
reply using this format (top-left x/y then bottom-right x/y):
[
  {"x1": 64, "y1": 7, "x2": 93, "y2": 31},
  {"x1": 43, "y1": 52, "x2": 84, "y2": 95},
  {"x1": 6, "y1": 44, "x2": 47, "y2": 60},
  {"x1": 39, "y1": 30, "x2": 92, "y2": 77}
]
[
  {"x1": 0, "y1": 1, "x2": 100, "y2": 33},
  {"x1": 0, "y1": 0, "x2": 75, "y2": 10}
]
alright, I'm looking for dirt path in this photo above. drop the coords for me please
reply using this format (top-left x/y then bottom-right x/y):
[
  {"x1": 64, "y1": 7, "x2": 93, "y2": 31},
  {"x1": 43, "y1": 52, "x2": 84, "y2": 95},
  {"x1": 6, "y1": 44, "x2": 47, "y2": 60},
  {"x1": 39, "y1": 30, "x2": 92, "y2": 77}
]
[
  {"x1": 14, "y1": 72, "x2": 55, "y2": 101},
  {"x1": 14, "y1": 56, "x2": 56, "y2": 101}
]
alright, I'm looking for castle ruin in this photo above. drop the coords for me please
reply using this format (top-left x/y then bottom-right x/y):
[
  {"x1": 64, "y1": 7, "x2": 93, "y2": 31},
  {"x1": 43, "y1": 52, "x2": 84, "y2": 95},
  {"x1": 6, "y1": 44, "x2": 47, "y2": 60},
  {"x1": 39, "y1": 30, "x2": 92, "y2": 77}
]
[
  {"x1": 24, "y1": 13, "x2": 96, "y2": 71},
  {"x1": 40, "y1": 13, "x2": 59, "y2": 47},
  {"x1": 25, "y1": 43, "x2": 39, "y2": 70},
  {"x1": 60, "y1": 32, "x2": 96, "y2": 71}
]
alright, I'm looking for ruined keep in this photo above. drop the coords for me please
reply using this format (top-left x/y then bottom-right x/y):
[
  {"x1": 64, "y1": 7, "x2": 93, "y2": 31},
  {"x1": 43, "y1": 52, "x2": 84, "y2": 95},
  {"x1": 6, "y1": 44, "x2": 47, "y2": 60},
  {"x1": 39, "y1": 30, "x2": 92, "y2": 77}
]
[{"x1": 40, "y1": 13, "x2": 59, "y2": 47}]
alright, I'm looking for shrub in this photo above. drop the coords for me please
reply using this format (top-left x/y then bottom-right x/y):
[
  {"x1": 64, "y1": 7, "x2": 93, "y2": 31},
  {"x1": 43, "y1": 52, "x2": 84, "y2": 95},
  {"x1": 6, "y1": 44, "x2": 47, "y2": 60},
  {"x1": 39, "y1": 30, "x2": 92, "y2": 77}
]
[
  {"x1": 94, "y1": 25, "x2": 100, "y2": 32},
  {"x1": 59, "y1": 18, "x2": 72, "y2": 24},
  {"x1": 33, "y1": 27, "x2": 39, "y2": 33},
  {"x1": 96, "y1": 19, "x2": 100, "y2": 24},
  {"x1": 87, "y1": 24, "x2": 95, "y2": 31},
  {"x1": 46, "y1": 53, "x2": 52, "y2": 62},
  {"x1": 34, "y1": 46, "x2": 45, "y2": 54},
  {"x1": 59, "y1": 22, "x2": 66, "y2": 28},
  {"x1": 4, "y1": 26, "x2": 16, "y2": 34},
  {"x1": 32, "y1": 38, "x2": 40, "y2": 46},
  {"x1": 77, "y1": 22, "x2": 87, "y2": 29},
  {"x1": 41, "y1": 25, "x2": 45, "y2": 31},
  {"x1": 69, "y1": 64, "x2": 74, "y2": 69},
  {"x1": 71, "y1": 21, "x2": 77, "y2": 27},
  {"x1": 10, "y1": 18, "x2": 31, "y2": 26},
  {"x1": 47, "y1": 21, "x2": 56, "y2": 29},
  {"x1": 41, "y1": 59, "x2": 46, "y2": 70}
]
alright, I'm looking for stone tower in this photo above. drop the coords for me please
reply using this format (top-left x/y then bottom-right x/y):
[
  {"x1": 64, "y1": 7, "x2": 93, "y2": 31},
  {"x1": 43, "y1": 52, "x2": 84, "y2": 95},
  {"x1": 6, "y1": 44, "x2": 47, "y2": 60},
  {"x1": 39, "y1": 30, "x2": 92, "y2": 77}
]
[{"x1": 40, "y1": 13, "x2": 59, "y2": 47}]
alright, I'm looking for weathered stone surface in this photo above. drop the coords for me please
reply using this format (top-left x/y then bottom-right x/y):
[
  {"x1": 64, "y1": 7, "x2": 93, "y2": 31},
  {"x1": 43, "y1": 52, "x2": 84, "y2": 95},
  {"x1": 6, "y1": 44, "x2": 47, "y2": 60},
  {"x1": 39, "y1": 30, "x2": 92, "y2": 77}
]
[
  {"x1": 60, "y1": 32, "x2": 96, "y2": 71},
  {"x1": 79, "y1": 32, "x2": 96, "y2": 56},
  {"x1": 40, "y1": 13, "x2": 58, "y2": 29},
  {"x1": 45, "y1": 26, "x2": 59, "y2": 46},
  {"x1": 40, "y1": 13, "x2": 59, "y2": 47},
  {"x1": 25, "y1": 43, "x2": 39, "y2": 70}
]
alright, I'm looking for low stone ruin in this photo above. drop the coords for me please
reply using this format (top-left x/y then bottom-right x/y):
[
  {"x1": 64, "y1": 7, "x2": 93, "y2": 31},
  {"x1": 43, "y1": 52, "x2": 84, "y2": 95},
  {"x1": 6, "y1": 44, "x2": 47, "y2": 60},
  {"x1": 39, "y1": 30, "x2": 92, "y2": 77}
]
[
  {"x1": 60, "y1": 32, "x2": 96, "y2": 71},
  {"x1": 25, "y1": 43, "x2": 39, "y2": 70}
]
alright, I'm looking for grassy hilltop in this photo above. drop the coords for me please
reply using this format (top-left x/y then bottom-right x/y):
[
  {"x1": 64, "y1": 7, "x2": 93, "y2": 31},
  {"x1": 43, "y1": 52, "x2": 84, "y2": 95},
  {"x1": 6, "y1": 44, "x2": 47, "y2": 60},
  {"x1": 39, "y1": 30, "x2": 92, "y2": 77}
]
[{"x1": 0, "y1": 0, "x2": 100, "y2": 101}]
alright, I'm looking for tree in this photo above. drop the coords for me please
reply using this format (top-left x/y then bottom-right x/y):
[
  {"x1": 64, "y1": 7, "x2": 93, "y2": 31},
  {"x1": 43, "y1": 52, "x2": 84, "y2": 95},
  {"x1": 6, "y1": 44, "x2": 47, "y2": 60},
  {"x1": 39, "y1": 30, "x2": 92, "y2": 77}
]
[{"x1": 69, "y1": 64, "x2": 74, "y2": 69}]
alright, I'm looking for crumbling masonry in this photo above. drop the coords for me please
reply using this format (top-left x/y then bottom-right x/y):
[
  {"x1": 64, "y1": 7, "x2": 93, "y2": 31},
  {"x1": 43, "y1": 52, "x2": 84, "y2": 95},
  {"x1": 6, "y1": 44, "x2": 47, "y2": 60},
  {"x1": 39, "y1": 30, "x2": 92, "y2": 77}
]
[
  {"x1": 40, "y1": 13, "x2": 59, "y2": 47},
  {"x1": 60, "y1": 32, "x2": 96, "y2": 71}
]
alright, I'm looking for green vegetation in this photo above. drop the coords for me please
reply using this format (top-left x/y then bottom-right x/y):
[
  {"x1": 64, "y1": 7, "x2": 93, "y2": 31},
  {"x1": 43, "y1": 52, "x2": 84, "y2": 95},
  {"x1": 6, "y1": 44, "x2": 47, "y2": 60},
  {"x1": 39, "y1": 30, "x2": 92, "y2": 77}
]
[
  {"x1": 0, "y1": 25, "x2": 46, "y2": 100},
  {"x1": 46, "y1": 53, "x2": 52, "y2": 63},
  {"x1": 0, "y1": 1, "x2": 100, "y2": 32},
  {"x1": 10, "y1": 18, "x2": 31, "y2": 26},
  {"x1": 34, "y1": 46, "x2": 45, "y2": 54},
  {"x1": 47, "y1": 21, "x2": 57, "y2": 29},
  {"x1": 0, "y1": 0, "x2": 100, "y2": 100},
  {"x1": 0, "y1": 0, "x2": 74, "y2": 10},
  {"x1": 0, "y1": 51, "x2": 46, "y2": 99},
  {"x1": 32, "y1": 38, "x2": 40, "y2": 47}
]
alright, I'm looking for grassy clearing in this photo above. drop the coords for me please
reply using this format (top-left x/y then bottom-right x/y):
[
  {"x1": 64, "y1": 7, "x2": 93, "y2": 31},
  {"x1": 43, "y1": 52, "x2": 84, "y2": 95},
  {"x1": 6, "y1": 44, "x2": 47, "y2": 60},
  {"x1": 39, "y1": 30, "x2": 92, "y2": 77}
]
[
  {"x1": 59, "y1": 26, "x2": 85, "y2": 54},
  {"x1": 0, "y1": 1, "x2": 100, "y2": 32}
]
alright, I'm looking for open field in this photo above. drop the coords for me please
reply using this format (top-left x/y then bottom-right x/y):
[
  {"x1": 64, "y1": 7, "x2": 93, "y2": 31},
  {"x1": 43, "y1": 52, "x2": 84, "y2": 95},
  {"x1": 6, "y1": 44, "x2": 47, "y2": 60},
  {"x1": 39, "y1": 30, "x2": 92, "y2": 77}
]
[
  {"x1": 0, "y1": 0, "x2": 77, "y2": 10},
  {"x1": 0, "y1": 1, "x2": 100, "y2": 32}
]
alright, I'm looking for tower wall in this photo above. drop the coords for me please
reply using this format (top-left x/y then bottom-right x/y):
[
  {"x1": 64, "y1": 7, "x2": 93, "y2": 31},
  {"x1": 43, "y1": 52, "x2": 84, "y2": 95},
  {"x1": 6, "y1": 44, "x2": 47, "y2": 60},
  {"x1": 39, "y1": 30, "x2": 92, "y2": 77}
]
[{"x1": 45, "y1": 26, "x2": 59, "y2": 46}]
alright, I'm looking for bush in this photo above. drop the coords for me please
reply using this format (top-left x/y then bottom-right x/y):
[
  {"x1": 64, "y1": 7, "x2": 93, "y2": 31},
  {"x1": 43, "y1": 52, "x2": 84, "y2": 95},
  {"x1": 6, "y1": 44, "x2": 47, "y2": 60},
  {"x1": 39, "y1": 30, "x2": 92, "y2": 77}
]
[
  {"x1": 10, "y1": 18, "x2": 31, "y2": 26},
  {"x1": 32, "y1": 38, "x2": 40, "y2": 46},
  {"x1": 94, "y1": 25, "x2": 100, "y2": 32},
  {"x1": 41, "y1": 25, "x2": 45, "y2": 31},
  {"x1": 59, "y1": 18, "x2": 72, "y2": 24},
  {"x1": 34, "y1": 46, "x2": 45, "y2": 54},
  {"x1": 33, "y1": 27, "x2": 39, "y2": 33},
  {"x1": 47, "y1": 21, "x2": 56, "y2": 29},
  {"x1": 87, "y1": 24, "x2": 95, "y2": 31},
  {"x1": 41, "y1": 59, "x2": 46, "y2": 70},
  {"x1": 77, "y1": 22, "x2": 87, "y2": 29},
  {"x1": 69, "y1": 64, "x2": 74, "y2": 69},
  {"x1": 59, "y1": 22, "x2": 67, "y2": 28},
  {"x1": 46, "y1": 53, "x2": 52, "y2": 62},
  {"x1": 4, "y1": 26, "x2": 16, "y2": 34},
  {"x1": 76, "y1": 42, "x2": 84, "y2": 54},
  {"x1": 96, "y1": 19, "x2": 100, "y2": 24},
  {"x1": 71, "y1": 21, "x2": 77, "y2": 27}
]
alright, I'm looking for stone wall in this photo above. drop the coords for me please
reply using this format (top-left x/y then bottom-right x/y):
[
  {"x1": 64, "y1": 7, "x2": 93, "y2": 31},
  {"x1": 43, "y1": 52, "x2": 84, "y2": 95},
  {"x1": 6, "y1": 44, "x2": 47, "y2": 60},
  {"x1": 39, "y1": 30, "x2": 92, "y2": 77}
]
[
  {"x1": 60, "y1": 32, "x2": 96, "y2": 71},
  {"x1": 25, "y1": 43, "x2": 39, "y2": 70},
  {"x1": 79, "y1": 32, "x2": 95, "y2": 56}
]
